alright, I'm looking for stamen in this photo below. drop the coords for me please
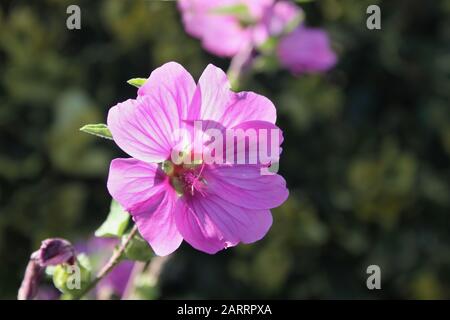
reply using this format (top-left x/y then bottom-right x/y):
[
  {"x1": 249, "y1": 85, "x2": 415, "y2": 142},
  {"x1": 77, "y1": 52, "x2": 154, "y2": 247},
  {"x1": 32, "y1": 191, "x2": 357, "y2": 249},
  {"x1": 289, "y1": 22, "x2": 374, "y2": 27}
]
[{"x1": 164, "y1": 161, "x2": 207, "y2": 197}]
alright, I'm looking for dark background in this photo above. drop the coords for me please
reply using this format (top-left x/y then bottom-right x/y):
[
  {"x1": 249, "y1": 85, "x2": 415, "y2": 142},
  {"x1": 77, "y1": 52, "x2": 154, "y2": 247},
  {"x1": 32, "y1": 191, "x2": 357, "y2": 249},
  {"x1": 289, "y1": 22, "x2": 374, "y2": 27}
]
[{"x1": 0, "y1": 0, "x2": 449, "y2": 299}]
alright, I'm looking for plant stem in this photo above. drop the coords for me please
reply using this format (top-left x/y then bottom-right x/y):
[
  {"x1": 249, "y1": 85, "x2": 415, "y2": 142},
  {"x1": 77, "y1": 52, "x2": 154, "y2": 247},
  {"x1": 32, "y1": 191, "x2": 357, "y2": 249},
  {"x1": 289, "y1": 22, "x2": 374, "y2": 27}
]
[
  {"x1": 74, "y1": 225, "x2": 138, "y2": 300},
  {"x1": 227, "y1": 45, "x2": 254, "y2": 90}
]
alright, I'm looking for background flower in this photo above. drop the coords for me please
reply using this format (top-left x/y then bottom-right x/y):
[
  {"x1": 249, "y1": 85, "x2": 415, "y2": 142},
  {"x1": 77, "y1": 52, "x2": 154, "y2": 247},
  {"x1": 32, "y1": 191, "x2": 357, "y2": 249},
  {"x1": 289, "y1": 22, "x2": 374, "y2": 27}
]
[
  {"x1": 178, "y1": 0, "x2": 300, "y2": 57},
  {"x1": 277, "y1": 26, "x2": 337, "y2": 74},
  {"x1": 76, "y1": 237, "x2": 134, "y2": 299}
]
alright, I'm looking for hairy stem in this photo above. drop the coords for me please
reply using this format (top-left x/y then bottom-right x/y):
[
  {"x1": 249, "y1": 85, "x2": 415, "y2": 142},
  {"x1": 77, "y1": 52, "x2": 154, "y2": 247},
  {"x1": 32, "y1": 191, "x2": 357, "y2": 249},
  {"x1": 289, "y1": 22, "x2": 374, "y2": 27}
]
[{"x1": 74, "y1": 225, "x2": 138, "y2": 300}]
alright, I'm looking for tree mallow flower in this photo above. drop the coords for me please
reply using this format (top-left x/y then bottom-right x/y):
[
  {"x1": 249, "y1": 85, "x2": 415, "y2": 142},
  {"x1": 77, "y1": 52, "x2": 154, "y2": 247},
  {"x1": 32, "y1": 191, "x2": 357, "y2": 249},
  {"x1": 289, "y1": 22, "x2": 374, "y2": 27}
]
[
  {"x1": 107, "y1": 62, "x2": 288, "y2": 255},
  {"x1": 277, "y1": 26, "x2": 337, "y2": 74},
  {"x1": 178, "y1": 0, "x2": 301, "y2": 57}
]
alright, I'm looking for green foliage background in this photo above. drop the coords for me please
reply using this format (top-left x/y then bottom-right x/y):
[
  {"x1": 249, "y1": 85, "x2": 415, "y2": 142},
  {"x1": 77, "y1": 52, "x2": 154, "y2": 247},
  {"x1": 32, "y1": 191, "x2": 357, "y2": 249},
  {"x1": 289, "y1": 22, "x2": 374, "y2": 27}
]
[{"x1": 1, "y1": 0, "x2": 449, "y2": 299}]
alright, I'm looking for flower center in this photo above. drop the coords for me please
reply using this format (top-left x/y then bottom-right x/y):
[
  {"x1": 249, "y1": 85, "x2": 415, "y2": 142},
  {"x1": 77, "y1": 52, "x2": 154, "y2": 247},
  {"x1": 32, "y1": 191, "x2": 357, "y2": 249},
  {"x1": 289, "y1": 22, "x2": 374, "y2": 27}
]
[{"x1": 161, "y1": 160, "x2": 207, "y2": 197}]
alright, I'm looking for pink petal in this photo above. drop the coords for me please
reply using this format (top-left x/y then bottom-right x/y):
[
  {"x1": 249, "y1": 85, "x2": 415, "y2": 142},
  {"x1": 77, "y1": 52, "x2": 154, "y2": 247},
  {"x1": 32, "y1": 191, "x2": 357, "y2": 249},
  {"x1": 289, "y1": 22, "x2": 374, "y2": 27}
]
[
  {"x1": 196, "y1": 65, "x2": 277, "y2": 126},
  {"x1": 201, "y1": 18, "x2": 250, "y2": 57},
  {"x1": 242, "y1": 0, "x2": 274, "y2": 20},
  {"x1": 107, "y1": 158, "x2": 182, "y2": 256},
  {"x1": 205, "y1": 120, "x2": 282, "y2": 166},
  {"x1": 137, "y1": 62, "x2": 197, "y2": 120},
  {"x1": 133, "y1": 189, "x2": 183, "y2": 256},
  {"x1": 277, "y1": 26, "x2": 337, "y2": 74},
  {"x1": 175, "y1": 195, "x2": 273, "y2": 254},
  {"x1": 178, "y1": 0, "x2": 234, "y2": 39},
  {"x1": 196, "y1": 64, "x2": 233, "y2": 122},
  {"x1": 107, "y1": 158, "x2": 167, "y2": 213},
  {"x1": 266, "y1": 1, "x2": 302, "y2": 36},
  {"x1": 107, "y1": 94, "x2": 183, "y2": 163},
  {"x1": 203, "y1": 164, "x2": 289, "y2": 210},
  {"x1": 221, "y1": 92, "x2": 277, "y2": 127}
]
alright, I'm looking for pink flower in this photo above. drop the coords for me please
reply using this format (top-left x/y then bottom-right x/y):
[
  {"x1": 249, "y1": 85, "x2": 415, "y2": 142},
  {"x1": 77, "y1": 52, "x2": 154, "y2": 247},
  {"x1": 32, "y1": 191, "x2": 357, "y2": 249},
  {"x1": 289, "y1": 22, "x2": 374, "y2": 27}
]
[
  {"x1": 178, "y1": 0, "x2": 301, "y2": 57},
  {"x1": 277, "y1": 26, "x2": 337, "y2": 74},
  {"x1": 107, "y1": 62, "x2": 288, "y2": 255}
]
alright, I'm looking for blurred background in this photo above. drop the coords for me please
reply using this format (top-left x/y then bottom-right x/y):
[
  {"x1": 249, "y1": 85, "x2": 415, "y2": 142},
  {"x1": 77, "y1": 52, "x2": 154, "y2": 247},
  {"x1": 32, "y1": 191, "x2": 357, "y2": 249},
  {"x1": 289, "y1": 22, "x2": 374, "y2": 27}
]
[{"x1": 1, "y1": 0, "x2": 449, "y2": 299}]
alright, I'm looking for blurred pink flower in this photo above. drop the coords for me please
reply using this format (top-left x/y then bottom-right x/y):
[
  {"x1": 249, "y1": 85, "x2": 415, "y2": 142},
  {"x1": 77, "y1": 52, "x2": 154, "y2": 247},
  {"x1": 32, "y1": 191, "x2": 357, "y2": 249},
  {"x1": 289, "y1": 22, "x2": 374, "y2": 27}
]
[
  {"x1": 178, "y1": 0, "x2": 301, "y2": 57},
  {"x1": 107, "y1": 62, "x2": 288, "y2": 255},
  {"x1": 277, "y1": 26, "x2": 337, "y2": 74},
  {"x1": 77, "y1": 237, "x2": 134, "y2": 298}
]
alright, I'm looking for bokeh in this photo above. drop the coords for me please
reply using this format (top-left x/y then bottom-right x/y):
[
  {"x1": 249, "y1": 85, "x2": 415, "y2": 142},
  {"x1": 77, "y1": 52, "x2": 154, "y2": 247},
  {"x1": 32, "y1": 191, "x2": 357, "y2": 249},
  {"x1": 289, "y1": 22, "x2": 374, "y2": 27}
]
[{"x1": 1, "y1": 0, "x2": 449, "y2": 299}]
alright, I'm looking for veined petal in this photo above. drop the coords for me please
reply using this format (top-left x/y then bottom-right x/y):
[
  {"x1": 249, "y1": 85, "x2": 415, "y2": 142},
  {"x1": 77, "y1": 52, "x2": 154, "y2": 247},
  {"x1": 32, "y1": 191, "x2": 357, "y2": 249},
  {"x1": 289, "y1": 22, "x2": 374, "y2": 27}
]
[
  {"x1": 196, "y1": 64, "x2": 233, "y2": 122},
  {"x1": 107, "y1": 158, "x2": 182, "y2": 256},
  {"x1": 175, "y1": 195, "x2": 272, "y2": 254},
  {"x1": 133, "y1": 189, "x2": 183, "y2": 256},
  {"x1": 107, "y1": 158, "x2": 167, "y2": 213},
  {"x1": 196, "y1": 65, "x2": 277, "y2": 127},
  {"x1": 107, "y1": 94, "x2": 184, "y2": 163},
  {"x1": 221, "y1": 120, "x2": 283, "y2": 165},
  {"x1": 137, "y1": 62, "x2": 197, "y2": 120},
  {"x1": 203, "y1": 164, "x2": 289, "y2": 209},
  {"x1": 221, "y1": 92, "x2": 277, "y2": 127}
]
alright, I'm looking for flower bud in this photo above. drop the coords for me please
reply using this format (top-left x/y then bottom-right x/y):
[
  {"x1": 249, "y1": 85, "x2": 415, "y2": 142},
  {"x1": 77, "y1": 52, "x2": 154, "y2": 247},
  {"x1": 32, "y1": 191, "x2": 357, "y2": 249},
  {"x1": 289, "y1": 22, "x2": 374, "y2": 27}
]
[
  {"x1": 17, "y1": 260, "x2": 43, "y2": 300},
  {"x1": 34, "y1": 238, "x2": 75, "y2": 266}
]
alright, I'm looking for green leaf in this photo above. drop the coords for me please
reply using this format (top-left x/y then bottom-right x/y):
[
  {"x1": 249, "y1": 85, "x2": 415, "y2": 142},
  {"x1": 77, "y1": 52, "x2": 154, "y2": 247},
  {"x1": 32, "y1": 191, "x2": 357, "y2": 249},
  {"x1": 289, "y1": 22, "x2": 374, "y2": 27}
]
[
  {"x1": 211, "y1": 4, "x2": 249, "y2": 16},
  {"x1": 79, "y1": 123, "x2": 113, "y2": 140},
  {"x1": 76, "y1": 253, "x2": 92, "y2": 272},
  {"x1": 95, "y1": 200, "x2": 130, "y2": 238},
  {"x1": 123, "y1": 232, "x2": 153, "y2": 262},
  {"x1": 258, "y1": 37, "x2": 279, "y2": 55},
  {"x1": 127, "y1": 78, "x2": 147, "y2": 88},
  {"x1": 210, "y1": 4, "x2": 255, "y2": 25}
]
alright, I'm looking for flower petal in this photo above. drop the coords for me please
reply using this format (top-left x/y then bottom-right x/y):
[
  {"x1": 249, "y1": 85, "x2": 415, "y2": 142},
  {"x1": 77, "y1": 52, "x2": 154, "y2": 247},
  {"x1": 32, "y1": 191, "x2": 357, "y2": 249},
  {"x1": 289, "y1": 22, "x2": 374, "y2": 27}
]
[
  {"x1": 175, "y1": 195, "x2": 272, "y2": 254},
  {"x1": 221, "y1": 92, "x2": 277, "y2": 127},
  {"x1": 196, "y1": 64, "x2": 233, "y2": 122},
  {"x1": 277, "y1": 26, "x2": 337, "y2": 74},
  {"x1": 202, "y1": 18, "x2": 250, "y2": 57},
  {"x1": 107, "y1": 158, "x2": 182, "y2": 256},
  {"x1": 196, "y1": 65, "x2": 276, "y2": 127},
  {"x1": 107, "y1": 94, "x2": 184, "y2": 163},
  {"x1": 230, "y1": 120, "x2": 283, "y2": 164},
  {"x1": 107, "y1": 158, "x2": 167, "y2": 213},
  {"x1": 203, "y1": 164, "x2": 289, "y2": 209},
  {"x1": 133, "y1": 189, "x2": 183, "y2": 256},
  {"x1": 137, "y1": 62, "x2": 197, "y2": 120}
]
